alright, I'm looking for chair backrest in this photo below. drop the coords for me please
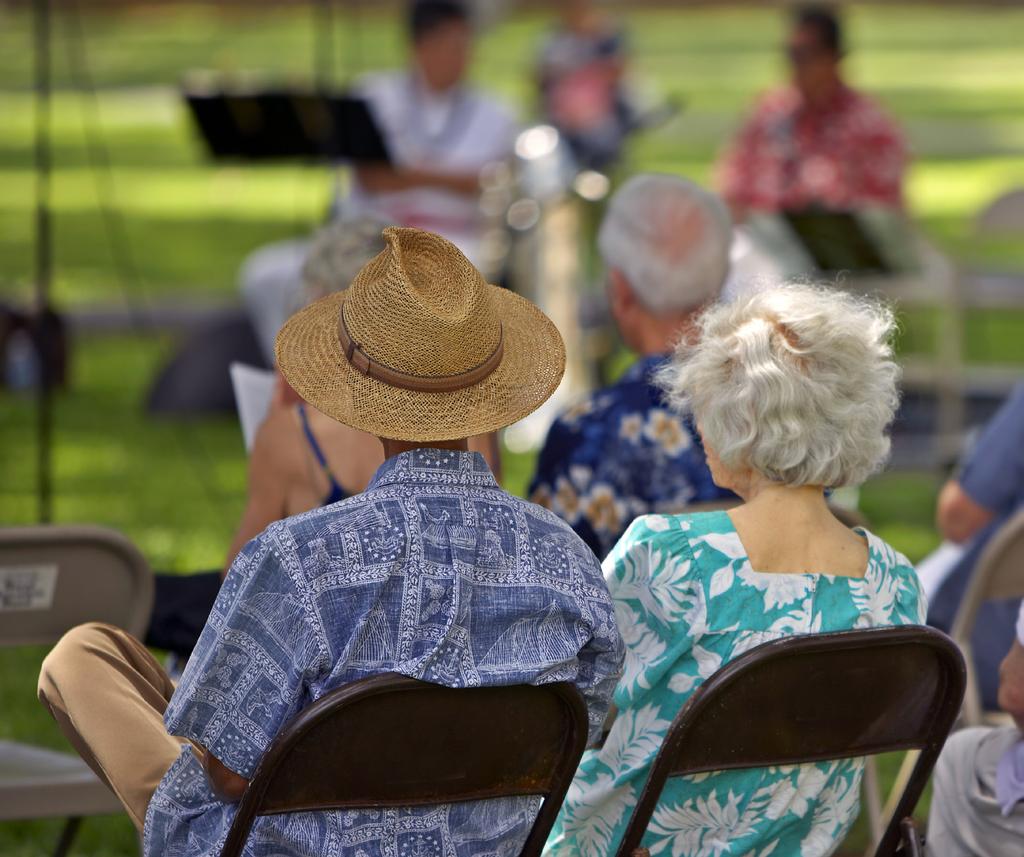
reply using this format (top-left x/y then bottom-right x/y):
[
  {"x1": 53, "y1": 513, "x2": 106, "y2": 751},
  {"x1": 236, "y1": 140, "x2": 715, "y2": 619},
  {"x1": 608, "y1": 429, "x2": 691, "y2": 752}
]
[
  {"x1": 219, "y1": 674, "x2": 589, "y2": 857},
  {"x1": 613, "y1": 626, "x2": 965, "y2": 857},
  {"x1": 949, "y1": 507, "x2": 1024, "y2": 724},
  {"x1": 977, "y1": 187, "x2": 1024, "y2": 234},
  {"x1": 0, "y1": 525, "x2": 154, "y2": 645}
]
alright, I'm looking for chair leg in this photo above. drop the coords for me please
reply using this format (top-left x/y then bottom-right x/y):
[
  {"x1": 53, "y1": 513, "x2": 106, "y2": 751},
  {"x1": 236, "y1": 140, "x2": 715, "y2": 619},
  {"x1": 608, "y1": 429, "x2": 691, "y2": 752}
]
[
  {"x1": 52, "y1": 817, "x2": 82, "y2": 857},
  {"x1": 883, "y1": 750, "x2": 921, "y2": 823},
  {"x1": 862, "y1": 756, "x2": 885, "y2": 855}
]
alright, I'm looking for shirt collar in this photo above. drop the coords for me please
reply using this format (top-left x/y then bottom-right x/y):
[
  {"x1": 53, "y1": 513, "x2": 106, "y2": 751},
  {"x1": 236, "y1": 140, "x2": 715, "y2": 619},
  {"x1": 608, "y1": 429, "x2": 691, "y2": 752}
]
[
  {"x1": 368, "y1": 449, "x2": 499, "y2": 491},
  {"x1": 622, "y1": 353, "x2": 670, "y2": 383}
]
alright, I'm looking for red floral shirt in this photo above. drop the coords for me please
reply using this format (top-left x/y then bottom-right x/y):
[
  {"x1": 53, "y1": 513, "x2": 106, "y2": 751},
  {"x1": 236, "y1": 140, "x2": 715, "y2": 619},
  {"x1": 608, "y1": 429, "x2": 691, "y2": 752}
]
[{"x1": 717, "y1": 85, "x2": 906, "y2": 214}]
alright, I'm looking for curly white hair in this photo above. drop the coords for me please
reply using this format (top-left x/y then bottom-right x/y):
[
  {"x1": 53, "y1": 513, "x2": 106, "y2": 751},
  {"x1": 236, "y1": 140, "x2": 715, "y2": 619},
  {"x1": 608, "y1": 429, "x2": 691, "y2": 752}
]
[{"x1": 658, "y1": 284, "x2": 900, "y2": 488}]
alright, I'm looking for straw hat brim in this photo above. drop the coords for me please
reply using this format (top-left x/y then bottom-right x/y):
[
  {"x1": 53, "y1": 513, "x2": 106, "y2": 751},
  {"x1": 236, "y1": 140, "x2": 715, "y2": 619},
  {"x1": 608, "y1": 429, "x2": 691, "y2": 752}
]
[{"x1": 275, "y1": 287, "x2": 566, "y2": 442}]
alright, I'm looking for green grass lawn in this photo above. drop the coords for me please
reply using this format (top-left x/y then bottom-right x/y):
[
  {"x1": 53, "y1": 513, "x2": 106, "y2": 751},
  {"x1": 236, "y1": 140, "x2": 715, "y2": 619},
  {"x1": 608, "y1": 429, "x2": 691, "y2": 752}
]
[{"x1": 1, "y1": 3, "x2": 1023, "y2": 854}]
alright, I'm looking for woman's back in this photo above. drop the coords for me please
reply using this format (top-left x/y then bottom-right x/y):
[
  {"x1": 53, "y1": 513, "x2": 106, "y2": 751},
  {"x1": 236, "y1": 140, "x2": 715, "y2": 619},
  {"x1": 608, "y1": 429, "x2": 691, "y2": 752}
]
[{"x1": 546, "y1": 510, "x2": 925, "y2": 857}]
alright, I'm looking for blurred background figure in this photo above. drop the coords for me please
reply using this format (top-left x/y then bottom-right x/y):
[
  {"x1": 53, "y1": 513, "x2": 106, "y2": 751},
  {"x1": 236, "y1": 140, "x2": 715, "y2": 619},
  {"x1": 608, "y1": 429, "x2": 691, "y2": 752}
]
[
  {"x1": 717, "y1": 4, "x2": 906, "y2": 222},
  {"x1": 529, "y1": 174, "x2": 735, "y2": 559},
  {"x1": 925, "y1": 383, "x2": 1024, "y2": 709},
  {"x1": 241, "y1": 0, "x2": 517, "y2": 364},
  {"x1": 347, "y1": 0, "x2": 517, "y2": 265},
  {"x1": 536, "y1": 0, "x2": 631, "y2": 171}
]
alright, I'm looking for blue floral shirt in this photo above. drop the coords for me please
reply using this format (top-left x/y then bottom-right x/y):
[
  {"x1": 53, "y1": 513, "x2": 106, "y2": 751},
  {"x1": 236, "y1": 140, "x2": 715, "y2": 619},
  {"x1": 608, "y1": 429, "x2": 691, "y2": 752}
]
[
  {"x1": 545, "y1": 510, "x2": 926, "y2": 857},
  {"x1": 146, "y1": 450, "x2": 623, "y2": 857},
  {"x1": 529, "y1": 355, "x2": 733, "y2": 559}
]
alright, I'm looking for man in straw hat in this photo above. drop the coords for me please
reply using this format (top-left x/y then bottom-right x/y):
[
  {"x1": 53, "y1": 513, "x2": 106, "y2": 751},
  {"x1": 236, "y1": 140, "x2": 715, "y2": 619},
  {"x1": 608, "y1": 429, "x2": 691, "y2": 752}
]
[{"x1": 37, "y1": 227, "x2": 623, "y2": 857}]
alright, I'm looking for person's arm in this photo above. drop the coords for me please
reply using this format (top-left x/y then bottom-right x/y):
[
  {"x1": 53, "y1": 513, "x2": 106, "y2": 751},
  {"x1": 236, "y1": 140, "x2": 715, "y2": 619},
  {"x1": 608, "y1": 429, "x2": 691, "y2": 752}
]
[
  {"x1": 999, "y1": 640, "x2": 1024, "y2": 731},
  {"x1": 165, "y1": 529, "x2": 327, "y2": 802},
  {"x1": 198, "y1": 746, "x2": 249, "y2": 802},
  {"x1": 715, "y1": 101, "x2": 768, "y2": 223},
  {"x1": 856, "y1": 107, "x2": 907, "y2": 209},
  {"x1": 941, "y1": 384, "x2": 1024, "y2": 545},
  {"x1": 222, "y1": 407, "x2": 297, "y2": 573},
  {"x1": 575, "y1": 548, "x2": 625, "y2": 746},
  {"x1": 354, "y1": 164, "x2": 480, "y2": 197},
  {"x1": 936, "y1": 480, "x2": 995, "y2": 545}
]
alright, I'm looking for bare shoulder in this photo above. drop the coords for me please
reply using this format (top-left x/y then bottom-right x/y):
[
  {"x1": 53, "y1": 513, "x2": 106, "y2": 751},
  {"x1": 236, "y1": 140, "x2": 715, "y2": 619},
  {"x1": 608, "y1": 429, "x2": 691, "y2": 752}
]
[{"x1": 250, "y1": 405, "x2": 306, "y2": 479}]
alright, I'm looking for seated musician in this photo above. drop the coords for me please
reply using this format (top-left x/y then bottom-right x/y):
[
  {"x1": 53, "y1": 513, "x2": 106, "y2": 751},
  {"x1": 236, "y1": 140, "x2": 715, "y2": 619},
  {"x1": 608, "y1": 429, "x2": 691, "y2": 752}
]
[
  {"x1": 716, "y1": 5, "x2": 906, "y2": 222},
  {"x1": 241, "y1": 0, "x2": 517, "y2": 363}
]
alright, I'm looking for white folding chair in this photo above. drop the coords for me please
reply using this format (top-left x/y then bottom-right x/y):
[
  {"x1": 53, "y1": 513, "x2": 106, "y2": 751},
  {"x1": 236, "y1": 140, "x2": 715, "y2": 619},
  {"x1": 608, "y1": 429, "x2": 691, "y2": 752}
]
[
  {"x1": 977, "y1": 188, "x2": 1024, "y2": 235},
  {"x1": 0, "y1": 525, "x2": 154, "y2": 857},
  {"x1": 949, "y1": 507, "x2": 1024, "y2": 726}
]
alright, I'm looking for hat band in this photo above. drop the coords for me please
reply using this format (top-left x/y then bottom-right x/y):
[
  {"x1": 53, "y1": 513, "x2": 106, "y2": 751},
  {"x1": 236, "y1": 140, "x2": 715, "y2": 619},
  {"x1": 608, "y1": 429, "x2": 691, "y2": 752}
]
[{"x1": 337, "y1": 301, "x2": 504, "y2": 393}]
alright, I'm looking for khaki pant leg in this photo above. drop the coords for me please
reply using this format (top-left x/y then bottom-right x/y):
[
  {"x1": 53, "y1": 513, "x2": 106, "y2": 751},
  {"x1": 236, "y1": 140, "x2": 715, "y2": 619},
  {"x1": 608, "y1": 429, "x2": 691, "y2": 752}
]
[{"x1": 37, "y1": 622, "x2": 187, "y2": 831}]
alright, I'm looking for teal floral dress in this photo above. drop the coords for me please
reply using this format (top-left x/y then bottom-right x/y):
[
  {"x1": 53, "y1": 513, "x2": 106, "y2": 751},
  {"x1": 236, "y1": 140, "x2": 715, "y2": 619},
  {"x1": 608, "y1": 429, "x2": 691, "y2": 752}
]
[{"x1": 545, "y1": 510, "x2": 926, "y2": 857}]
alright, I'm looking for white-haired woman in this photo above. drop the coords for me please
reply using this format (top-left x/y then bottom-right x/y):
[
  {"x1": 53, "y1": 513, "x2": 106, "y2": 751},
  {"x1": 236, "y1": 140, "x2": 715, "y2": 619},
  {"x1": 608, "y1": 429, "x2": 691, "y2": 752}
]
[{"x1": 546, "y1": 285, "x2": 925, "y2": 857}]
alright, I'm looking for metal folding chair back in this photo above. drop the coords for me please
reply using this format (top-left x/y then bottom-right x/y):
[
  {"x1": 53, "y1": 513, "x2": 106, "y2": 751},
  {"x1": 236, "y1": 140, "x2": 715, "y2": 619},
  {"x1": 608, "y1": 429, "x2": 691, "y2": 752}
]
[
  {"x1": 976, "y1": 187, "x2": 1024, "y2": 234},
  {"x1": 219, "y1": 674, "x2": 589, "y2": 857},
  {"x1": 0, "y1": 525, "x2": 153, "y2": 646},
  {"x1": 0, "y1": 525, "x2": 155, "y2": 855},
  {"x1": 949, "y1": 507, "x2": 1024, "y2": 725},
  {"x1": 613, "y1": 626, "x2": 965, "y2": 857}
]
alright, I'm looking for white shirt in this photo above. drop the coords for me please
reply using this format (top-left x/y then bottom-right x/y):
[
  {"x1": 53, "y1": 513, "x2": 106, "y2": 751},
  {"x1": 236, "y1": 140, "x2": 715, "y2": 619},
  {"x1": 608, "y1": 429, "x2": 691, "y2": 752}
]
[{"x1": 348, "y1": 71, "x2": 518, "y2": 268}]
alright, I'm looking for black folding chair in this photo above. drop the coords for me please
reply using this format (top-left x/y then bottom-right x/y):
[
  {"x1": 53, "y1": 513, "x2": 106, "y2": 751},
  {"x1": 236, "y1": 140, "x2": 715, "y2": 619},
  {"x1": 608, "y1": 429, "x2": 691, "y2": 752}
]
[
  {"x1": 613, "y1": 626, "x2": 966, "y2": 857},
  {"x1": 219, "y1": 674, "x2": 589, "y2": 857}
]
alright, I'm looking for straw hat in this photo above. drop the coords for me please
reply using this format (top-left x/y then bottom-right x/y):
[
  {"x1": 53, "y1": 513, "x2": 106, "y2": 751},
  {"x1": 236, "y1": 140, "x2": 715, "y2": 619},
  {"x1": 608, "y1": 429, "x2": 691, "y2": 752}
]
[{"x1": 275, "y1": 227, "x2": 566, "y2": 442}]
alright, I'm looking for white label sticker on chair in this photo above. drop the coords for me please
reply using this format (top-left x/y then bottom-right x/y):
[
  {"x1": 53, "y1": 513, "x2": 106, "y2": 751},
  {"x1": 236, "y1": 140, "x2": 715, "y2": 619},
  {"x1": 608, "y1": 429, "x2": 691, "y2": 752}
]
[{"x1": 0, "y1": 564, "x2": 59, "y2": 610}]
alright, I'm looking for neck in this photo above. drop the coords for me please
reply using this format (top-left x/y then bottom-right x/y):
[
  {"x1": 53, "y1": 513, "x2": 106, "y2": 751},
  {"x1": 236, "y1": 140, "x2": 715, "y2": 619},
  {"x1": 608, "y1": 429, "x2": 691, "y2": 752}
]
[
  {"x1": 629, "y1": 312, "x2": 698, "y2": 356},
  {"x1": 742, "y1": 480, "x2": 829, "y2": 515},
  {"x1": 379, "y1": 437, "x2": 470, "y2": 461},
  {"x1": 802, "y1": 76, "x2": 843, "y2": 109},
  {"x1": 414, "y1": 68, "x2": 457, "y2": 97}
]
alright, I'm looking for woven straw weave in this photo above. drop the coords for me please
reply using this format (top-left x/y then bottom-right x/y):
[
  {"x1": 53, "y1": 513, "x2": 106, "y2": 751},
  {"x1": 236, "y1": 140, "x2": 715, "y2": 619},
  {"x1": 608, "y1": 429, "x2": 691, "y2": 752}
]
[{"x1": 276, "y1": 227, "x2": 566, "y2": 442}]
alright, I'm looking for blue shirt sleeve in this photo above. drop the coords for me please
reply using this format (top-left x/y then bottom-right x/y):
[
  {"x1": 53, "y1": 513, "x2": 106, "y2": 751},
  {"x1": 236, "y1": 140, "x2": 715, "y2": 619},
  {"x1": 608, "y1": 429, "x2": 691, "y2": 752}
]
[
  {"x1": 960, "y1": 384, "x2": 1024, "y2": 514},
  {"x1": 573, "y1": 549, "x2": 625, "y2": 745},
  {"x1": 164, "y1": 526, "x2": 327, "y2": 779}
]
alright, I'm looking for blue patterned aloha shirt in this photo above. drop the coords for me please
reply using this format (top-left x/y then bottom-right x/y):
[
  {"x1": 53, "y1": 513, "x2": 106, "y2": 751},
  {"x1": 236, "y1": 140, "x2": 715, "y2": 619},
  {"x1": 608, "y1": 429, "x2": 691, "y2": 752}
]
[
  {"x1": 545, "y1": 510, "x2": 926, "y2": 857},
  {"x1": 529, "y1": 355, "x2": 732, "y2": 560},
  {"x1": 146, "y1": 449, "x2": 623, "y2": 857}
]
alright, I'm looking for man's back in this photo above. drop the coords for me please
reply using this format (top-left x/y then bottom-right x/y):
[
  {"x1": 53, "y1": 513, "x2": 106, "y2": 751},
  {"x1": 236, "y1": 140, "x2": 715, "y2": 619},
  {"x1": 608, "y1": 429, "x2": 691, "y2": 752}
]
[
  {"x1": 150, "y1": 449, "x2": 622, "y2": 857},
  {"x1": 529, "y1": 355, "x2": 731, "y2": 559}
]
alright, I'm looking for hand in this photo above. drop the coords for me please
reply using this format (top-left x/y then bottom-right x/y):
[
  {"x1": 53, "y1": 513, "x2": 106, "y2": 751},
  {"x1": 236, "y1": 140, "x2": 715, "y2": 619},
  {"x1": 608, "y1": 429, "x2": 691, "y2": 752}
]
[{"x1": 196, "y1": 745, "x2": 250, "y2": 803}]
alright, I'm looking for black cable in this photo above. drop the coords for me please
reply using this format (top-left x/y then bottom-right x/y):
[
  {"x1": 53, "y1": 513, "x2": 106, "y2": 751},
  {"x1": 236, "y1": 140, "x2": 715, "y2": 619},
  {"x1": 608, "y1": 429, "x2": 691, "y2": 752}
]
[
  {"x1": 60, "y1": 0, "x2": 235, "y2": 533},
  {"x1": 32, "y1": 0, "x2": 53, "y2": 524}
]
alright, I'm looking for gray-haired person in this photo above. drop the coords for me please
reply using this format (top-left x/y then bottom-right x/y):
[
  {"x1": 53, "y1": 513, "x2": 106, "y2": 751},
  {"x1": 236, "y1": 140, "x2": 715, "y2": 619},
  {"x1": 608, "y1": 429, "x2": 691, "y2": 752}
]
[
  {"x1": 528, "y1": 173, "x2": 736, "y2": 559},
  {"x1": 547, "y1": 284, "x2": 925, "y2": 856}
]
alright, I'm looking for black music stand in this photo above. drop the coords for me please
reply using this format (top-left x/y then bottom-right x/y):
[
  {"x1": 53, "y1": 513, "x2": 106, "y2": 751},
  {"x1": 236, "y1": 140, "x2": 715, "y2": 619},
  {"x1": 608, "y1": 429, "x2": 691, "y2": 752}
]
[
  {"x1": 183, "y1": 88, "x2": 391, "y2": 164},
  {"x1": 782, "y1": 209, "x2": 894, "y2": 275}
]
